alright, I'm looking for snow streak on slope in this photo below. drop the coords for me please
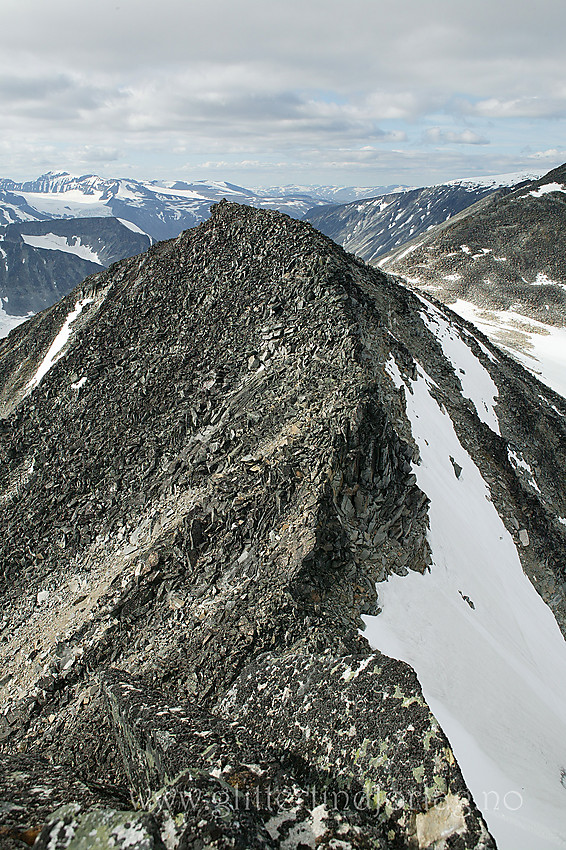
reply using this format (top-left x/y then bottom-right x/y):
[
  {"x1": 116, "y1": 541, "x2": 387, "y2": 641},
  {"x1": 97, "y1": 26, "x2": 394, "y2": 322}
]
[
  {"x1": 21, "y1": 233, "x2": 102, "y2": 264},
  {"x1": 363, "y1": 357, "x2": 566, "y2": 850},
  {"x1": 417, "y1": 296, "x2": 500, "y2": 433},
  {"x1": 26, "y1": 298, "x2": 92, "y2": 391},
  {"x1": 451, "y1": 300, "x2": 566, "y2": 400}
]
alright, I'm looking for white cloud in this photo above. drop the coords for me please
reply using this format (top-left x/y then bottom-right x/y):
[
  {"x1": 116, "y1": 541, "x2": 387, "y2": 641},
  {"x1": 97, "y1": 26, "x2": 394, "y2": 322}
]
[
  {"x1": 527, "y1": 148, "x2": 566, "y2": 161},
  {"x1": 424, "y1": 128, "x2": 489, "y2": 145},
  {"x1": 471, "y1": 97, "x2": 566, "y2": 119},
  {"x1": 0, "y1": 0, "x2": 564, "y2": 184}
]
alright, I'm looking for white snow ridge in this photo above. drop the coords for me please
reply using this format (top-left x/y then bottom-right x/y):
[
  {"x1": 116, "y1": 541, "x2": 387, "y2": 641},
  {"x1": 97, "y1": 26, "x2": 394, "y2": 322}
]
[{"x1": 363, "y1": 355, "x2": 566, "y2": 850}]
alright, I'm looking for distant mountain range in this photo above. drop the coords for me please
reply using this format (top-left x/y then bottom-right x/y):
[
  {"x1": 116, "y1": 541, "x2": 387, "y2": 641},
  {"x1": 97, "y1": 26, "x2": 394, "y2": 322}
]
[
  {"x1": 302, "y1": 171, "x2": 540, "y2": 264},
  {"x1": 4, "y1": 165, "x2": 565, "y2": 402},
  {"x1": 0, "y1": 172, "x2": 334, "y2": 241},
  {"x1": 0, "y1": 172, "x2": 336, "y2": 330},
  {"x1": 378, "y1": 163, "x2": 566, "y2": 398}
]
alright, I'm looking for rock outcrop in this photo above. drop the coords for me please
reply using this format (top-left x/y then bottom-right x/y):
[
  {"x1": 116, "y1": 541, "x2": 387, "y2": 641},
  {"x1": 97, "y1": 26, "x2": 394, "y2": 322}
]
[{"x1": 1, "y1": 201, "x2": 566, "y2": 848}]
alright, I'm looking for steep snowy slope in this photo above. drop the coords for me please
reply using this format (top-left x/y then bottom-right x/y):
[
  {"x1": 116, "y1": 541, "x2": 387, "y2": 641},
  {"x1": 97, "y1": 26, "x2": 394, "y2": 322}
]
[
  {"x1": 1, "y1": 203, "x2": 565, "y2": 849},
  {"x1": 378, "y1": 163, "x2": 566, "y2": 397},
  {"x1": 302, "y1": 172, "x2": 539, "y2": 264}
]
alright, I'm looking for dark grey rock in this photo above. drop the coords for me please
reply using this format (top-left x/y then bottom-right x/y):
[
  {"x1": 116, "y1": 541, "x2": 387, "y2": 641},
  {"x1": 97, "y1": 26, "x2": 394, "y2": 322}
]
[
  {"x1": 380, "y1": 163, "x2": 566, "y2": 327},
  {"x1": 1, "y1": 199, "x2": 565, "y2": 848}
]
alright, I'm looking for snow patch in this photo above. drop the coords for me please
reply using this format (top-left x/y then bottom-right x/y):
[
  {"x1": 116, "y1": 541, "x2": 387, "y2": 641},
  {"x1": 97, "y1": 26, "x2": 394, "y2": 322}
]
[
  {"x1": 393, "y1": 241, "x2": 423, "y2": 262},
  {"x1": 528, "y1": 182, "x2": 566, "y2": 198},
  {"x1": 365, "y1": 355, "x2": 566, "y2": 850},
  {"x1": 21, "y1": 233, "x2": 102, "y2": 264},
  {"x1": 116, "y1": 218, "x2": 151, "y2": 241},
  {"x1": 507, "y1": 449, "x2": 541, "y2": 493},
  {"x1": 451, "y1": 300, "x2": 566, "y2": 400},
  {"x1": 418, "y1": 297, "x2": 500, "y2": 434},
  {"x1": 532, "y1": 271, "x2": 566, "y2": 290},
  {"x1": 0, "y1": 303, "x2": 30, "y2": 339},
  {"x1": 27, "y1": 298, "x2": 93, "y2": 391}
]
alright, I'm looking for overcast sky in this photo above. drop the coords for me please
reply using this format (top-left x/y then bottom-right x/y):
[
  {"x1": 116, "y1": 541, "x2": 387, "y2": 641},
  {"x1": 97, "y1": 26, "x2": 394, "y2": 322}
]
[{"x1": 1, "y1": 0, "x2": 565, "y2": 187}]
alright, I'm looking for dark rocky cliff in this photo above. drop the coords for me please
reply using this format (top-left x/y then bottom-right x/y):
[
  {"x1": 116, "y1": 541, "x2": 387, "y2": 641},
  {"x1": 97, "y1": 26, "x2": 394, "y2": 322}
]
[{"x1": 1, "y1": 202, "x2": 566, "y2": 848}]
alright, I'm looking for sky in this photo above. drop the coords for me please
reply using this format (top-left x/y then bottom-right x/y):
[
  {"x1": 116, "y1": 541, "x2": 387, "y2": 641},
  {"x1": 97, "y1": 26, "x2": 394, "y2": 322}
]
[{"x1": 1, "y1": 0, "x2": 565, "y2": 189}]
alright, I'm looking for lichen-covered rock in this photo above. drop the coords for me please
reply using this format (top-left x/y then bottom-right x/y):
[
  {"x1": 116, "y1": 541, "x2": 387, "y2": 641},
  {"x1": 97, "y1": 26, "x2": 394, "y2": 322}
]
[
  {"x1": 102, "y1": 671, "x2": 390, "y2": 848},
  {"x1": 219, "y1": 652, "x2": 495, "y2": 849},
  {"x1": 33, "y1": 805, "x2": 166, "y2": 850},
  {"x1": 102, "y1": 669, "x2": 272, "y2": 804},
  {"x1": 0, "y1": 753, "x2": 126, "y2": 848}
]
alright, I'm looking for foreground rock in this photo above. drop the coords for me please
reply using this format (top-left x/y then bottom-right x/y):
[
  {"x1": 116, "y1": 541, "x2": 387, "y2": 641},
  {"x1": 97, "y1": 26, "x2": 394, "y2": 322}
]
[{"x1": 1, "y1": 201, "x2": 566, "y2": 846}]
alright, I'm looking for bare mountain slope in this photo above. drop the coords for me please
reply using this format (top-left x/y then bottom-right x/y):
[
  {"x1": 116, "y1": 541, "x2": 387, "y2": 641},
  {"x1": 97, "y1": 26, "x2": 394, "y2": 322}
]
[
  {"x1": 379, "y1": 163, "x2": 566, "y2": 396},
  {"x1": 1, "y1": 204, "x2": 566, "y2": 848},
  {"x1": 302, "y1": 174, "x2": 538, "y2": 264}
]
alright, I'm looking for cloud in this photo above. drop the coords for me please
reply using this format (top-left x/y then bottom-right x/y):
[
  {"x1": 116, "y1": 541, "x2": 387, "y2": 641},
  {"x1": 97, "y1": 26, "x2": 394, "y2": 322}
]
[
  {"x1": 424, "y1": 128, "x2": 489, "y2": 145},
  {"x1": 527, "y1": 148, "x2": 566, "y2": 161},
  {"x1": 469, "y1": 97, "x2": 566, "y2": 119},
  {"x1": 0, "y1": 0, "x2": 565, "y2": 184}
]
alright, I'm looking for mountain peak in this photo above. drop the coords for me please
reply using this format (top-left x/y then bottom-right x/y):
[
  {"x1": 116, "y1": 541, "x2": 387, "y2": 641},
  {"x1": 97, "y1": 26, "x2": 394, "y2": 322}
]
[{"x1": 1, "y1": 204, "x2": 566, "y2": 848}]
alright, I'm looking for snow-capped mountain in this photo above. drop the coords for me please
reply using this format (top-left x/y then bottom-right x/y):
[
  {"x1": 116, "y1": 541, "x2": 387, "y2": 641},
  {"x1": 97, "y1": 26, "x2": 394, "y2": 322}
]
[
  {"x1": 379, "y1": 163, "x2": 566, "y2": 398},
  {"x1": 0, "y1": 171, "x2": 331, "y2": 242},
  {"x1": 1, "y1": 202, "x2": 566, "y2": 849},
  {"x1": 0, "y1": 171, "x2": 333, "y2": 335},
  {"x1": 303, "y1": 171, "x2": 540, "y2": 264},
  {"x1": 0, "y1": 217, "x2": 150, "y2": 337},
  {"x1": 257, "y1": 183, "x2": 412, "y2": 203}
]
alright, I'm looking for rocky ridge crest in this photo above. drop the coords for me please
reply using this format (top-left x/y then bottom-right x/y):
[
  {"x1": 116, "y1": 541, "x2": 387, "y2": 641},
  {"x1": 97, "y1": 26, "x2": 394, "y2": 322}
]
[{"x1": 1, "y1": 202, "x2": 565, "y2": 848}]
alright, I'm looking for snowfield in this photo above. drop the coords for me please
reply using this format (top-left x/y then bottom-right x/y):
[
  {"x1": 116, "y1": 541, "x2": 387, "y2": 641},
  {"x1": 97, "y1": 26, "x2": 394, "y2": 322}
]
[
  {"x1": 363, "y1": 355, "x2": 566, "y2": 849},
  {"x1": 450, "y1": 300, "x2": 566, "y2": 400},
  {"x1": 21, "y1": 233, "x2": 103, "y2": 264}
]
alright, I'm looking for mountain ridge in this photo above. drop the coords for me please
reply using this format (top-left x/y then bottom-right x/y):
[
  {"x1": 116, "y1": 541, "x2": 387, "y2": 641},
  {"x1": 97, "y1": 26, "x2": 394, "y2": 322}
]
[
  {"x1": 1, "y1": 202, "x2": 566, "y2": 848},
  {"x1": 302, "y1": 172, "x2": 540, "y2": 265},
  {"x1": 377, "y1": 163, "x2": 566, "y2": 397}
]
